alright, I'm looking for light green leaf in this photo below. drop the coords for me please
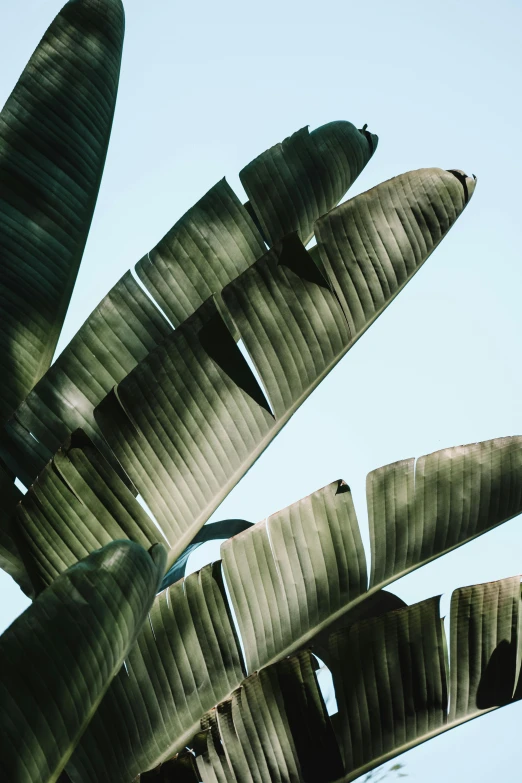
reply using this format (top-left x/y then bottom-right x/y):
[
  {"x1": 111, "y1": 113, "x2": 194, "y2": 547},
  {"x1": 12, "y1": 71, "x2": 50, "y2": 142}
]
[
  {"x1": 0, "y1": 0, "x2": 124, "y2": 422},
  {"x1": 0, "y1": 539, "x2": 165, "y2": 783}
]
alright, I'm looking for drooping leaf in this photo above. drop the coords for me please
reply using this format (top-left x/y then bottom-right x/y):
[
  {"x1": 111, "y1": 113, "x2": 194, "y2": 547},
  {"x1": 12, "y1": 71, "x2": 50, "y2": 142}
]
[
  {"x1": 0, "y1": 0, "x2": 124, "y2": 422},
  {"x1": 239, "y1": 121, "x2": 377, "y2": 247},
  {"x1": 92, "y1": 168, "x2": 473, "y2": 570},
  {"x1": 0, "y1": 539, "x2": 166, "y2": 783}
]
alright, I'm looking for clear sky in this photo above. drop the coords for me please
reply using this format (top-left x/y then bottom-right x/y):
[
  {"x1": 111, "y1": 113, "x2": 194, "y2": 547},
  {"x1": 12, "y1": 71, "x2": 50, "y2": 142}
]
[{"x1": 1, "y1": 0, "x2": 521, "y2": 780}]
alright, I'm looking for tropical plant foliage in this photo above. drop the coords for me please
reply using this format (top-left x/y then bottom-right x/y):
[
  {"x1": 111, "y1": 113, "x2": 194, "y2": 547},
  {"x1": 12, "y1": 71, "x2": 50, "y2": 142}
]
[{"x1": 0, "y1": 1, "x2": 519, "y2": 782}]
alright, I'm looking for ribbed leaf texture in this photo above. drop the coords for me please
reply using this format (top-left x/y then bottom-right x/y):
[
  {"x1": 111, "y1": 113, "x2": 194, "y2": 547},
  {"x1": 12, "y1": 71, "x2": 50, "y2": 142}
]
[
  {"x1": 0, "y1": 0, "x2": 124, "y2": 421},
  {"x1": 65, "y1": 437, "x2": 522, "y2": 782},
  {"x1": 67, "y1": 563, "x2": 244, "y2": 782},
  {"x1": 239, "y1": 121, "x2": 377, "y2": 246},
  {"x1": 15, "y1": 431, "x2": 163, "y2": 592},
  {"x1": 194, "y1": 577, "x2": 522, "y2": 783},
  {"x1": 0, "y1": 120, "x2": 372, "y2": 487},
  {"x1": 222, "y1": 437, "x2": 522, "y2": 671},
  {"x1": 0, "y1": 540, "x2": 165, "y2": 783},
  {"x1": 89, "y1": 168, "x2": 473, "y2": 571}
]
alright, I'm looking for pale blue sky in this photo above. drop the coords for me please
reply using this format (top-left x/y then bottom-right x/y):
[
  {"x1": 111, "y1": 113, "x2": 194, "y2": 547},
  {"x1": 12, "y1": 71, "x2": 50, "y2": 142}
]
[{"x1": 1, "y1": 0, "x2": 521, "y2": 780}]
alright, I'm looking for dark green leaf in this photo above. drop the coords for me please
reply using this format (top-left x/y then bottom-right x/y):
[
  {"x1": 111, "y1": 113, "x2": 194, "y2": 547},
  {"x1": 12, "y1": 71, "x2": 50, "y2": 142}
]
[
  {"x1": 0, "y1": 0, "x2": 124, "y2": 421},
  {"x1": 0, "y1": 539, "x2": 165, "y2": 783},
  {"x1": 240, "y1": 121, "x2": 377, "y2": 247},
  {"x1": 68, "y1": 562, "x2": 244, "y2": 783}
]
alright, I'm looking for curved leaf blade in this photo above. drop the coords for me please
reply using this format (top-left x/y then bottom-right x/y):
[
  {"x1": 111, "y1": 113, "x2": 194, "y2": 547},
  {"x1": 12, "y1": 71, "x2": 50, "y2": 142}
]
[
  {"x1": 240, "y1": 121, "x2": 377, "y2": 247},
  {"x1": 0, "y1": 539, "x2": 165, "y2": 783},
  {"x1": 0, "y1": 0, "x2": 124, "y2": 421},
  {"x1": 368, "y1": 436, "x2": 522, "y2": 586},
  {"x1": 68, "y1": 437, "x2": 521, "y2": 782},
  {"x1": 332, "y1": 576, "x2": 522, "y2": 781},
  {"x1": 159, "y1": 518, "x2": 253, "y2": 591},
  {"x1": 222, "y1": 437, "x2": 522, "y2": 672}
]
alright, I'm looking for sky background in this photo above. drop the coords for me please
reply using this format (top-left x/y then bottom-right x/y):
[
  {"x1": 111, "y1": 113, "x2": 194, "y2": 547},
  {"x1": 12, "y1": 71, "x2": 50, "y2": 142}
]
[{"x1": 1, "y1": 0, "x2": 521, "y2": 780}]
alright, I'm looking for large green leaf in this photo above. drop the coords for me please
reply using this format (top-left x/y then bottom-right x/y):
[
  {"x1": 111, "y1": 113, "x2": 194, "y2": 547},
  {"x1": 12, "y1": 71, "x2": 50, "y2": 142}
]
[
  {"x1": 13, "y1": 430, "x2": 252, "y2": 595},
  {"x1": 1, "y1": 118, "x2": 370, "y2": 487},
  {"x1": 222, "y1": 437, "x2": 522, "y2": 671},
  {"x1": 0, "y1": 0, "x2": 124, "y2": 422},
  {"x1": 194, "y1": 577, "x2": 522, "y2": 783},
  {"x1": 66, "y1": 436, "x2": 521, "y2": 782},
  {"x1": 1, "y1": 272, "x2": 173, "y2": 488},
  {"x1": 0, "y1": 539, "x2": 166, "y2": 783},
  {"x1": 92, "y1": 168, "x2": 472, "y2": 570},
  {"x1": 0, "y1": 178, "x2": 264, "y2": 486}
]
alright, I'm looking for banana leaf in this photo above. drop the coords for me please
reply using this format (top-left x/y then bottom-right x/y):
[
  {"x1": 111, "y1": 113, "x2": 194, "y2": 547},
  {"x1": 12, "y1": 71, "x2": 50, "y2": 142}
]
[
  {"x1": 0, "y1": 0, "x2": 124, "y2": 422},
  {"x1": 0, "y1": 539, "x2": 165, "y2": 783}
]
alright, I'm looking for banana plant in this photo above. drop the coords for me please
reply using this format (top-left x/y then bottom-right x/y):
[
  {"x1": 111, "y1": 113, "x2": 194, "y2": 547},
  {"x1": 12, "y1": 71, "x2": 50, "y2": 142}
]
[{"x1": 0, "y1": 1, "x2": 518, "y2": 783}]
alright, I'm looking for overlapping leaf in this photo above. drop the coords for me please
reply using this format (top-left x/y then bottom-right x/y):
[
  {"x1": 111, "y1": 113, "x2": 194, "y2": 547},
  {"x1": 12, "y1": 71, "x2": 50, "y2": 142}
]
[
  {"x1": 0, "y1": 0, "x2": 124, "y2": 422},
  {"x1": 195, "y1": 577, "x2": 522, "y2": 783},
  {"x1": 0, "y1": 539, "x2": 165, "y2": 783},
  {"x1": 0, "y1": 179, "x2": 265, "y2": 485},
  {"x1": 0, "y1": 460, "x2": 32, "y2": 595},
  {"x1": 222, "y1": 437, "x2": 522, "y2": 671},
  {"x1": 91, "y1": 168, "x2": 472, "y2": 570},
  {"x1": 240, "y1": 121, "x2": 377, "y2": 246},
  {"x1": 15, "y1": 431, "x2": 164, "y2": 593},
  {"x1": 67, "y1": 563, "x2": 244, "y2": 783},
  {"x1": 66, "y1": 437, "x2": 522, "y2": 782},
  {"x1": 1, "y1": 118, "x2": 371, "y2": 487},
  {"x1": 332, "y1": 577, "x2": 522, "y2": 780}
]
